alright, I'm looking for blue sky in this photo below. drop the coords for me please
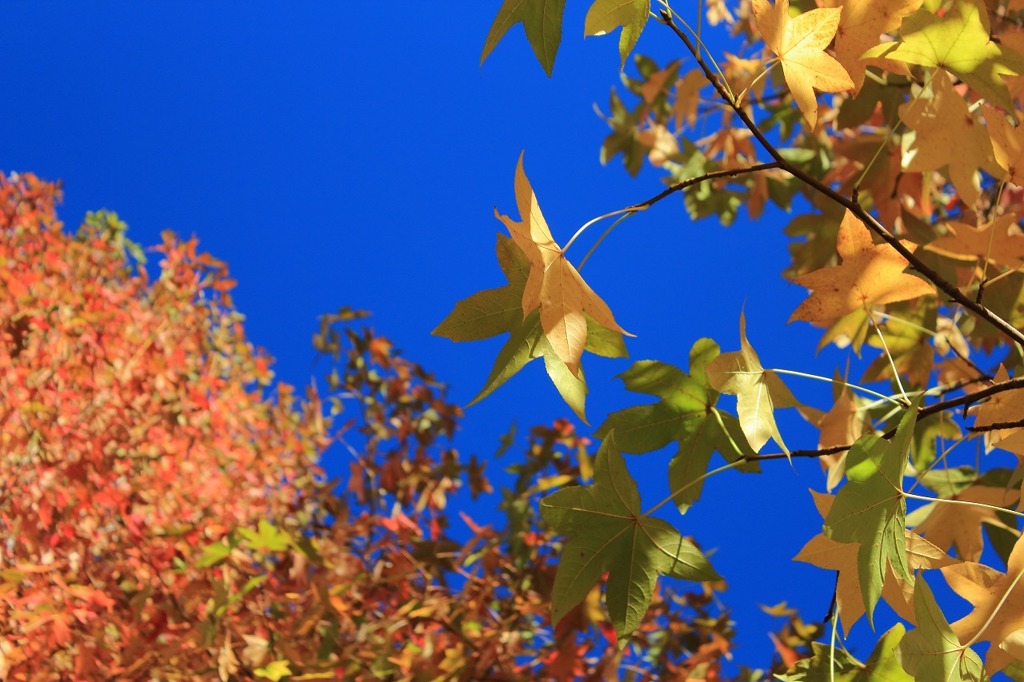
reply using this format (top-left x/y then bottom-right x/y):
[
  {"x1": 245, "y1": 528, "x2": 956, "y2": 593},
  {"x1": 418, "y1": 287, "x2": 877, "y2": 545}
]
[{"x1": 3, "y1": 2, "x2": 902, "y2": 669}]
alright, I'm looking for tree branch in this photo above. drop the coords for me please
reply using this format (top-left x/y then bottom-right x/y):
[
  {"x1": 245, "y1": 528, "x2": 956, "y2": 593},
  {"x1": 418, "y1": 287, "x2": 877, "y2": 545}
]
[
  {"x1": 657, "y1": 10, "x2": 1024, "y2": 349},
  {"x1": 967, "y1": 419, "x2": 1024, "y2": 433},
  {"x1": 746, "y1": 376, "x2": 1024, "y2": 461},
  {"x1": 626, "y1": 162, "x2": 781, "y2": 212}
]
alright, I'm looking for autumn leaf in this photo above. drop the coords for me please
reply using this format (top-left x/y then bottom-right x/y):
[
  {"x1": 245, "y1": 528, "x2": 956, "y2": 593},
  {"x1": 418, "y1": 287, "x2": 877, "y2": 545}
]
[
  {"x1": 751, "y1": 0, "x2": 853, "y2": 129},
  {"x1": 706, "y1": 312, "x2": 800, "y2": 454},
  {"x1": 820, "y1": 0, "x2": 923, "y2": 92},
  {"x1": 863, "y1": 0, "x2": 1024, "y2": 114},
  {"x1": 596, "y1": 339, "x2": 731, "y2": 452},
  {"x1": 584, "y1": 0, "x2": 649, "y2": 69},
  {"x1": 789, "y1": 209, "x2": 934, "y2": 329},
  {"x1": 899, "y1": 578, "x2": 987, "y2": 682},
  {"x1": 482, "y1": 0, "x2": 568, "y2": 76},
  {"x1": 984, "y1": 107, "x2": 1024, "y2": 186},
  {"x1": 673, "y1": 69, "x2": 706, "y2": 129},
  {"x1": 944, "y1": 534, "x2": 1024, "y2": 673},
  {"x1": 495, "y1": 152, "x2": 631, "y2": 378},
  {"x1": 432, "y1": 232, "x2": 531, "y2": 343},
  {"x1": 668, "y1": 412, "x2": 758, "y2": 513},
  {"x1": 898, "y1": 70, "x2": 1000, "y2": 206},
  {"x1": 926, "y1": 215, "x2": 1024, "y2": 272},
  {"x1": 539, "y1": 432, "x2": 720, "y2": 644},
  {"x1": 823, "y1": 401, "x2": 919, "y2": 626},
  {"x1": 435, "y1": 232, "x2": 626, "y2": 421},
  {"x1": 218, "y1": 633, "x2": 240, "y2": 682},
  {"x1": 908, "y1": 483, "x2": 1020, "y2": 561}
]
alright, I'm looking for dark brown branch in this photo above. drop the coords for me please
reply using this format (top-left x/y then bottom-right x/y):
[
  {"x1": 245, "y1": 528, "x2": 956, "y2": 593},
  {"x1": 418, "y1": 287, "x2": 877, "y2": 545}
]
[
  {"x1": 657, "y1": 10, "x2": 1024, "y2": 349},
  {"x1": 745, "y1": 443, "x2": 850, "y2": 462},
  {"x1": 968, "y1": 419, "x2": 1024, "y2": 433},
  {"x1": 626, "y1": 162, "x2": 781, "y2": 212},
  {"x1": 906, "y1": 376, "x2": 1024, "y2": 430}
]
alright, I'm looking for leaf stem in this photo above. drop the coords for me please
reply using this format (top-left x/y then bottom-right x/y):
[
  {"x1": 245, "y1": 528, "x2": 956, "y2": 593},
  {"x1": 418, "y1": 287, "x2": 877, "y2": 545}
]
[
  {"x1": 736, "y1": 60, "x2": 779, "y2": 108},
  {"x1": 902, "y1": 491, "x2": 1024, "y2": 520},
  {"x1": 866, "y1": 308, "x2": 910, "y2": 404},
  {"x1": 829, "y1": 612, "x2": 838, "y2": 682},
  {"x1": 578, "y1": 214, "x2": 630, "y2": 271},
  {"x1": 769, "y1": 368, "x2": 902, "y2": 406},
  {"x1": 643, "y1": 458, "x2": 747, "y2": 517},
  {"x1": 563, "y1": 209, "x2": 633, "y2": 255},
  {"x1": 565, "y1": 162, "x2": 780, "y2": 258}
]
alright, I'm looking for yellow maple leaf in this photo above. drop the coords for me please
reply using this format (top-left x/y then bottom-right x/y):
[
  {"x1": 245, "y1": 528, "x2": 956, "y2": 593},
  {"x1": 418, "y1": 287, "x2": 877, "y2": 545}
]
[
  {"x1": 925, "y1": 215, "x2": 1024, "y2": 271},
  {"x1": 821, "y1": 0, "x2": 923, "y2": 92},
  {"x1": 790, "y1": 209, "x2": 934, "y2": 327},
  {"x1": 751, "y1": 0, "x2": 853, "y2": 129},
  {"x1": 983, "y1": 106, "x2": 1024, "y2": 187},
  {"x1": 495, "y1": 152, "x2": 630, "y2": 376},
  {"x1": 899, "y1": 71, "x2": 1000, "y2": 206},
  {"x1": 945, "y1": 534, "x2": 1024, "y2": 673},
  {"x1": 910, "y1": 484, "x2": 1020, "y2": 562}
]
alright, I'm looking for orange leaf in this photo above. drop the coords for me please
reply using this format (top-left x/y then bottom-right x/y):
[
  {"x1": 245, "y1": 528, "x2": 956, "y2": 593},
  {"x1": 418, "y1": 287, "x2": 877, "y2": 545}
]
[
  {"x1": 752, "y1": 0, "x2": 853, "y2": 129},
  {"x1": 945, "y1": 535, "x2": 1024, "y2": 673},
  {"x1": 495, "y1": 152, "x2": 631, "y2": 376},
  {"x1": 899, "y1": 71, "x2": 999, "y2": 206},
  {"x1": 925, "y1": 215, "x2": 1024, "y2": 271},
  {"x1": 789, "y1": 209, "x2": 934, "y2": 327},
  {"x1": 821, "y1": 0, "x2": 922, "y2": 91}
]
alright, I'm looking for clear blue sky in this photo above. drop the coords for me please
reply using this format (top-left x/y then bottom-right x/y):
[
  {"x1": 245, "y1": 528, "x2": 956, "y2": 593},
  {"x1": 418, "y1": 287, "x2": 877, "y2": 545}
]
[{"x1": 3, "y1": 2, "x2": 899, "y2": 670}]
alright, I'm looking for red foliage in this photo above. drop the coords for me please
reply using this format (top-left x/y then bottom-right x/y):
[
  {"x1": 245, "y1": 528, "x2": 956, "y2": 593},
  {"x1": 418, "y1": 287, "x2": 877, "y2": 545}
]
[
  {"x1": 0, "y1": 172, "x2": 807, "y2": 680},
  {"x1": 0, "y1": 172, "x2": 331, "y2": 678}
]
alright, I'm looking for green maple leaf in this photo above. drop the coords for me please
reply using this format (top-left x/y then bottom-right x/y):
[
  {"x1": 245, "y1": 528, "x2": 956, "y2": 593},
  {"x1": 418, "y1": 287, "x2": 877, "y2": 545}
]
[
  {"x1": 783, "y1": 199, "x2": 845, "y2": 279},
  {"x1": 706, "y1": 312, "x2": 800, "y2": 455},
  {"x1": 584, "y1": 0, "x2": 650, "y2": 69},
  {"x1": 434, "y1": 234, "x2": 626, "y2": 422},
  {"x1": 600, "y1": 89, "x2": 648, "y2": 176},
  {"x1": 824, "y1": 399, "x2": 920, "y2": 627},
  {"x1": 595, "y1": 340, "x2": 718, "y2": 453},
  {"x1": 481, "y1": 0, "x2": 568, "y2": 76},
  {"x1": 898, "y1": 578, "x2": 987, "y2": 682},
  {"x1": 595, "y1": 339, "x2": 758, "y2": 512},
  {"x1": 431, "y1": 232, "x2": 529, "y2": 342},
  {"x1": 238, "y1": 520, "x2": 291, "y2": 553},
  {"x1": 862, "y1": 0, "x2": 1024, "y2": 114},
  {"x1": 254, "y1": 660, "x2": 292, "y2": 681},
  {"x1": 540, "y1": 432, "x2": 720, "y2": 644},
  {"x1": 777, "y1": 624, "x2": 912, "y2": 681}
]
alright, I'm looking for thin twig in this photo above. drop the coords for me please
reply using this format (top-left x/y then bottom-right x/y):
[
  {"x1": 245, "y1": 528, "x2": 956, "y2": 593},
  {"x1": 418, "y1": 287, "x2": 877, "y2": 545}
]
[{"x1": 626, "y1": 161, "x2": 781, "y2": 212}]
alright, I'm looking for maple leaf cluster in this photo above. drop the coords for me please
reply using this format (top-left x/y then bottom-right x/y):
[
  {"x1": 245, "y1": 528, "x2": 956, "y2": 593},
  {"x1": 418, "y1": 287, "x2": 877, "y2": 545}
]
[{"x1": 442, "y1": 0, "x2": 1024, "y2": 677}]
